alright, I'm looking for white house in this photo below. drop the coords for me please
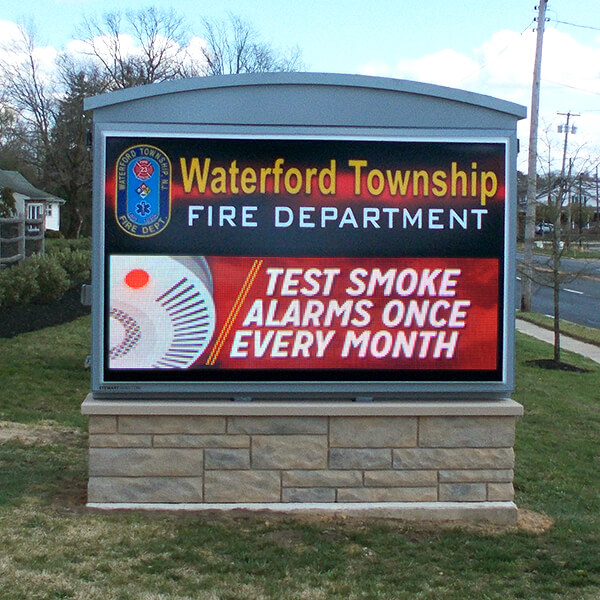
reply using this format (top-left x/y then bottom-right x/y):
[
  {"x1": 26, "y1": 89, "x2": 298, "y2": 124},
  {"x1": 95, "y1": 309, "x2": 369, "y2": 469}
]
[{"x1": 0, "y1": 169, "x2": 65, "y2": 231}]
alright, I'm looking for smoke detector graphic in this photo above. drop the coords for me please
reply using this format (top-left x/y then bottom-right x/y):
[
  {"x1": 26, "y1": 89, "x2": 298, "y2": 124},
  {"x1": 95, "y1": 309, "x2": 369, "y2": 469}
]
[{"x1": 109, "y1": 255, "x2": 216, "y2": 369}]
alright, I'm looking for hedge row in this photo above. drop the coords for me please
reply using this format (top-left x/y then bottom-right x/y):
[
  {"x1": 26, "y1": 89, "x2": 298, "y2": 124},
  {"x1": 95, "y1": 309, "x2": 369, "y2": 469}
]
[{"x1": 0, "y1": 248, "x2": 91, "y2": 309}]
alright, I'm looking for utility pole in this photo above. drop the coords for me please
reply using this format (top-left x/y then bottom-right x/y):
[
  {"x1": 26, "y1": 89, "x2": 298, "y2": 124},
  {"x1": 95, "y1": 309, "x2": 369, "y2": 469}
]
[
  {"x1": 521, "y1": 0, "x2": 548, "y2": 312},
  {"x1": 557, "y1": 111, "x2": 579, "y2": 239}
]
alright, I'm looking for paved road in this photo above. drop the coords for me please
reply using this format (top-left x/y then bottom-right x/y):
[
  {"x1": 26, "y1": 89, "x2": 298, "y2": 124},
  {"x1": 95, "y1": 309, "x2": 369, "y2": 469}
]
[{"x1": 516, "y1": 252, "x2": 600, "y2": 329}]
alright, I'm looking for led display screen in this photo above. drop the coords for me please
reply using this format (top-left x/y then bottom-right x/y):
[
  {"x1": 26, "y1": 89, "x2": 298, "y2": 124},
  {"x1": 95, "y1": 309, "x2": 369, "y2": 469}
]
[{"x1": 98, "y1": 135, "x2": 510, "y2": 394}]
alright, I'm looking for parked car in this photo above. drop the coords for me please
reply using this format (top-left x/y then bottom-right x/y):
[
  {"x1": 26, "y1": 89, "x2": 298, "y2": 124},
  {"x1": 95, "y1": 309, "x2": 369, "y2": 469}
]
[{"x1": 536, "y1": 222, "x2": 554, "y2": 234}]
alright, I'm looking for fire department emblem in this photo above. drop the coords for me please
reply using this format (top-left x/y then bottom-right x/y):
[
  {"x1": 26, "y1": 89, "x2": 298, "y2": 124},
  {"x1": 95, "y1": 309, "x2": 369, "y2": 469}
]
[{"x1": 115, "y1": 144, "x2": 171, "y2": 237}]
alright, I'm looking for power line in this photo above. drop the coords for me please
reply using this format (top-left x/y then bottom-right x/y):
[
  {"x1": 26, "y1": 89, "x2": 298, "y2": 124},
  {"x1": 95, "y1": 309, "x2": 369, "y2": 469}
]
[
  {"x1": 456, "y1": 18, "x2": 536, "y2": 85},
  {"x1": 551, "y1": 18, "x2": 600, "y2": 32},
  {"x1": 542, "y1": 78, "x2": 600, "y2": 97}
]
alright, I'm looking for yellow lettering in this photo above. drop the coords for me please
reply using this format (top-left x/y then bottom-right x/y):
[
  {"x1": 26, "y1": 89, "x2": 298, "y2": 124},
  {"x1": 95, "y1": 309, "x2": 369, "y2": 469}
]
[
  {"x1": 210, "y1": 166, "x2": 227, "y2": 194},
  {"x1": 386, "y1": 169, "x2": 411, "y2": 195},
  {"x1": 305, "y1": 167, "x2": 318, "y2": 193},
  {"x1": 229, "y1": 160, "x2": 240, "y2": 194},
  {"x1": 319, "y1": 160, "x2": 336, "y2": 195},
  {"x1": 367, "y1": 169, "x2": 385, "y2": 195},
  {"x1": 349, "y1": 159, "x2": 367, "y2": 195},
  {"x1": 241, "y1": 167, "x2": 257, "y2": 193},
  {"x1": 259, "y1": 168, "x2": 272, "y2": 193},
  {"x1": 284, "y1": 167, "x2": 303, "y2": 194},
  {"x1": 480, "y1": 171, "x2": 498, "y2": 206},
  {"x1": 451, "y1": 162, "x2": 468, "y2": 197},
  {"x1": 412, "y1": 170, "x2": 429, "y2": 196},
  {"x1": 431, "y1": 170, "x2": 448, "y2": 197},
  {"x1": 471, "y1": 162, "x2": 478, "y2": 197},
  {"x1": 180, "y1": 157, "x2": 210, "y2": 193}
]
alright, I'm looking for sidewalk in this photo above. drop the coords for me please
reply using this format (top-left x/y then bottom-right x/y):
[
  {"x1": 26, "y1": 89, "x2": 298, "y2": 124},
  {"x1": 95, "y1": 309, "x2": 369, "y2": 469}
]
[{"x1": 515, "y1": 319, "x2": 600, "y2": 365}]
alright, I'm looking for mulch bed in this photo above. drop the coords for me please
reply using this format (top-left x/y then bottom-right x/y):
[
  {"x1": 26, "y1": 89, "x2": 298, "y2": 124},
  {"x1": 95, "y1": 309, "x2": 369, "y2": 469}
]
[
  {"x1": 0, "y1": 287, "x2": 91, "y2": 339},
  {"x1": 525, "y1": 358, "x2": 590, "y2": 373}
]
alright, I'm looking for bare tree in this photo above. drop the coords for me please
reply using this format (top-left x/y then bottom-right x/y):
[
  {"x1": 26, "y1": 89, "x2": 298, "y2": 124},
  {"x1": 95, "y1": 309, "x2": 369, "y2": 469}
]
[
  {"x1": 0, "y1": 9, "x2": 305, "y2": 238},
  {"x1": 0, "y1": 106, "x2": 32, "y2": 172},
  {"x1": 518, "y1": 126, "x2": 597, "y2": 364},
  {"x1": 201, "y1": 13, "x2": 303, "y2": 75},
  {"x1": 77, "y1": 7, "x2": 195, "y2": 89},
  {"x1": 0, "y1": 21, "x2": 57, "y2": 172}
]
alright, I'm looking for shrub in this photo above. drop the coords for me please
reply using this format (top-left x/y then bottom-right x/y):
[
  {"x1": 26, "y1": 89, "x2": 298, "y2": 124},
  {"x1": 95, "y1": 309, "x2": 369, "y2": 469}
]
[
  {"x1": 0, "y1": 253, "x2": 71, "y2": 308},
  {"x1": 46, "y1": 237, "x2": 92, "y2": 253},
  {"x1": 44, "y1": 230, "x2": 65, "y2": 239},
  {"x1": 50, "y1": 248, "x2": 91, "y2": 286},
  {"x1": 0, "y1": 260, "x2": 41, "y2": 307},
  {"x1": 27, "y1": 254, "x2": 70, "y2": 304}
]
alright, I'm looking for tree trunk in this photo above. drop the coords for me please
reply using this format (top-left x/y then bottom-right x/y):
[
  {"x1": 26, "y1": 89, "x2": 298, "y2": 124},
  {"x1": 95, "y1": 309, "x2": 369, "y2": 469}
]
[{"x1": 553, "y1": 241, "x2": 561, "y2": 363}]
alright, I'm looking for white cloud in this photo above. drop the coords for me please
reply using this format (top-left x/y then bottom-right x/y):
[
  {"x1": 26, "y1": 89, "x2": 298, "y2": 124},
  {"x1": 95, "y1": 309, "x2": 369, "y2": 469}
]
[
  {"x1": 357, "y1": 60, "x2": 394, "y2": 78},
  {"x1": 2, "y1": 15, "x2": 599, "y2": 171},
  {"x1": 394, "y1": 48, "x2": 479, "y2": 89},
  {"x1": 182, "y1": 35, "x2": 210, "y2": 71},
  {"x1": 358, "y1": 26, "x2": 600, "y2": 169},
  {"x1": 0, "y1": 19, "x2": 21, "y2": 42}
]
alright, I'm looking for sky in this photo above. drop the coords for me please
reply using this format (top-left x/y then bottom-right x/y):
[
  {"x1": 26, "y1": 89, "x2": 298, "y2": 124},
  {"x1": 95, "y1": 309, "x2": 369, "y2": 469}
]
[{"x1": 1, "y1": 0, "x2": 600, "y2": 172}]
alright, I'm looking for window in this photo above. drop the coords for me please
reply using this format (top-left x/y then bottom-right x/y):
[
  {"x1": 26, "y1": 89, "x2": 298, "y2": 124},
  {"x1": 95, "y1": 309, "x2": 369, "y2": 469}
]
[{"x1": 27, "y1": 203, "x2": 43, "y2": 220}]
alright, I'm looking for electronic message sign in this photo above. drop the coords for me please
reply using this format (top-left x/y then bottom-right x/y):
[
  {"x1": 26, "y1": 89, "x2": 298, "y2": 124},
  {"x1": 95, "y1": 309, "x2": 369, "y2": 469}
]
[{"x1": 93, "y1": 134, "x2": 512, "y2": 397}]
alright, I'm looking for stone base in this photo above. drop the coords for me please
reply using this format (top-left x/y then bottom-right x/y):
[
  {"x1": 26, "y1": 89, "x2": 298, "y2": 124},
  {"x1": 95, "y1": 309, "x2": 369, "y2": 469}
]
[
  {"x1": 87, "y1": 501, "x2": 518, "y2": 525},
  {"x1": 82, "y1": 395, "x2": 523, "y2": 524}
]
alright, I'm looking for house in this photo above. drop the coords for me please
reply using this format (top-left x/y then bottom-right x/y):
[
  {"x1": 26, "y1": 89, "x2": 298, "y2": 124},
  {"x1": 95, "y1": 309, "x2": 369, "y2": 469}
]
[{"x1": 0, "y1": 169, "x2": 65, "y2": 232}]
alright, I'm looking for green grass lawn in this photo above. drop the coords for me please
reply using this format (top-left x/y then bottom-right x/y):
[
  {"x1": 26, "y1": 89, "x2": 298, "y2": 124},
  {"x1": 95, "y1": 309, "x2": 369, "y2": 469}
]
[{"x1": 0, "y1": 315, "x2": 598, "y2": 599}]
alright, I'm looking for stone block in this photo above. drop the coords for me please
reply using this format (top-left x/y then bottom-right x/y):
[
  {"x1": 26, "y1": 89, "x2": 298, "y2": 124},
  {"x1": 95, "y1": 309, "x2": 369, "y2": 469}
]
[
  {"x1": 329, "y1": 417, "x2": 417, "y2": 448},
  {"x1": 153, "y1": 434, "x2": 249, "y2": 448},
  {"x1": 228, "y1": 416, "x2": 327, "y2": 435},
  {"x1": 252, "y1": 435, "x2": 328, "y2": 469},
  {"x1": 88, "y1": 477, "x2": 203, "y2": 503},
  {"x1": 329, "y1": 448, "x2": 392, "y2": 470},
  {"x1": 338, "y1": 487, "x2": 437, "y2": 502},
  {"x1": 419, "y1": 416, "x2": 515, "y2": 448},
  {"x1": 282, "y1": 470, "x2": 362, "y2": 488},
  {"x1": 364, "y1": 470, "x2": 437, "y2": 487},
  {"x1": 205, "y1": 448, "x2": 250, "y2": 470},
  {"x1": 488, "y1": 482, "x2": 515, "y2": 501},
  {"x1": 282, "y1": 488, "x2": 336, "y2": 503},
  {"x1": 89, "y1": 448, "x2": 202, "y2": 477},
  {"x1": 88, "y1": 416, "x2": 117, "y2": 434},
  {"x1": 393, "y1": 447, "x2": 514, "y2": 470},
  {"x1": 439, "y1": 469, "x2": 513, "y2": 483},
  {"x1": 204, "y1": 470, "x2": 281, "y2": 502},
  {"x1": 439, "y1": 483, "x2": 487, "y2": 502},
  {"x1": 118, "y1": 416, "x2": 226, "y2": 435},
  {"x1": 89, "y1": 434, "x2": 152, "y2": 448}
]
